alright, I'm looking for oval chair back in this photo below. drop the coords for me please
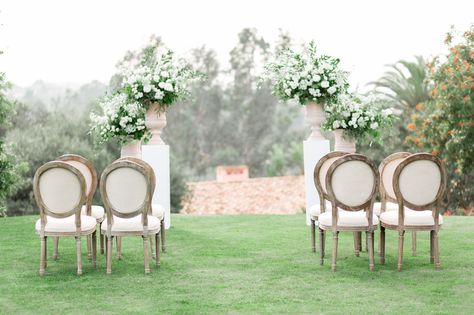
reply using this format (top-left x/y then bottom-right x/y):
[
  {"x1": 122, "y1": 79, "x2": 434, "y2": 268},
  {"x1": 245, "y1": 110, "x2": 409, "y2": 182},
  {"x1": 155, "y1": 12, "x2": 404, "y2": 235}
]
[
  {"x1": 325, "y1": 154, "x2": 379, "y2": 230},
  {"x1": 57, "y1": 154, "x2": 98, "y2": 215},
  {"x1": 116, "y1": 157, "x2": 156, "y2": 200},
  {"x1": 392, "y1": 153, "x2": 447, "y2": 229},
  {"x1": 100, "y1": 160, "x2": 153, "y2": 236},
  {"x1": 379, "y1": 152, "x2": 411, "y2": 206},
  {"x1": 34, "y1": 161, "x2": 87, "y2": 235},
  {"x1": 313, "y1": 151, "x2": 349, "y2": 213}
]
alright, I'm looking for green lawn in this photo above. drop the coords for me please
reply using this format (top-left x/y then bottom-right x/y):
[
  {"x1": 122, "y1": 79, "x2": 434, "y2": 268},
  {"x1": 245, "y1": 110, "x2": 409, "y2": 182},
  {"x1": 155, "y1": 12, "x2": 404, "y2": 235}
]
[{"x1": 0, "y1": 215, "x2": 473, "y2": 314}]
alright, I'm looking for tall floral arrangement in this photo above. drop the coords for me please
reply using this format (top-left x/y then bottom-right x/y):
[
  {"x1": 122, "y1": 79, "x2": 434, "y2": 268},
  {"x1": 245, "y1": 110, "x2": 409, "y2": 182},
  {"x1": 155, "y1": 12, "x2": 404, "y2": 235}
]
[
  {"x1": 322, "y1": 93, "x2": 395, "y2": 142},
  {"x1": 119, "y1": 36, "x2": 202, "y2": 111},
  {"x1": 260, "y1": 41, "x2": 349, "y2": 105},
  {"x1": 90, "y1": 93, "x2": 149, "y2": 144}
]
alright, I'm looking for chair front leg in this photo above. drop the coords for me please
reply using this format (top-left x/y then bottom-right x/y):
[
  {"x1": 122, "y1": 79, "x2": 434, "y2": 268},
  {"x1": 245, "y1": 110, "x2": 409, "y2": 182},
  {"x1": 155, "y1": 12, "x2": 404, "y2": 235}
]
[
  {"x1": 39, "y1": 236, "x2": 46, "y2": 276},
  {"x1": 87, "y1": 235, "x2": 92, "y2": 260},
  {"x1": 143, "y1": 236, "x2": 150, "y2": 274},
  {"x1": 380, "y1": 225, "x2": 386, "y2": 264},
  {"x1": 44, "y1": 236, "x2": 48, "y2": 268},
  {"x1": 397, "y1": 230, "x2": 405, "y2": 272},
  {"x1": 434, "y1": 231, "x2": 440, "y2": 271},
  {"x1": 412, "y1": 231, "x2": 417, "y2": 256},
  {"x1": 100, "y1": 223, "x2": 104, "y2": 255},
  {"x1": 53, "y1": 237, "x2": 59, "y2": 260},
  {"x1": 75, "y1": 236, "x2": 82, "y2": 275},
  {"x1": 332, "y1": 231, "x2": 339, "y2": 272},
  {"x1": 311, "y1": 219, "x2": 316, "y2": 253},
  {"x1": 353, "y1": 232, "x2": 360, "y2": 257},
  {"x1": 161, "y1": 219, "x2": 166, "y2": 252},
  {"x1": 155, "y1": 232, "x2": 161, "y2": 267},
  {"x1": 430, "y1": 230, "x2": 434, "y2": 264},
  {"x1": 319, "y1": 228, "x2": 325, "y2": 265},
  {"x1": 116, "y1": 237, "x2": 122, "y2": 260},
  {"x1": 106, "y1": 236, "x2": 113, "y2": 274},
  {"x1": 367, "y1": 231, "x2": 375, "y2": 271},
  {"x1": 92, "y1": 231, "x2": 97, "y2": 268},
  {"x1": 150, "y1": 237, "x2": 156, "y2": 259}
]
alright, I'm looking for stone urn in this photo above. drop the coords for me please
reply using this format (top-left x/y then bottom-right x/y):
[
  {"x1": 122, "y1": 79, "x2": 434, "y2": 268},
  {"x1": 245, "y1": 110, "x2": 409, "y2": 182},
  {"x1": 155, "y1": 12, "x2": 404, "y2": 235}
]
[
  {"x1": 120, "y1": 141, "x2": 142, "y2": 158},
  {"x1": 145, "y1": 103, "x2": 167, "y2": 145},
  {"x1": 305, "y1": 103, "x2": 326, "y2": 141},
  {"x1": 334, "y1": 129, "x2": 356, "y2": 153}
]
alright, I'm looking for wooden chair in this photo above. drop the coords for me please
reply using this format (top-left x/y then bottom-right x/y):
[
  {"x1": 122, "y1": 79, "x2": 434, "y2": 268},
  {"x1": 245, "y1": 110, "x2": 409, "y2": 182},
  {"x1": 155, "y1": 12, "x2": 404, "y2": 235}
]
[
  {"x1": 53, "y1": 154, "x2": 105, "y2": 260},
  {"x1": 311, "y1": 151, "x2": 348, "y2": 253},
  {"x1": 100, "y1": 160, "x2": 161, "y2": 274},
  {"x1": 115, "y1": 157, "x2": 166, "y2": 259},
  {"x1": 319, "y1": 154, "x2": 379, "y2": 271},
  {"x1": 379, "y1": 153, "x2": 446, "y2": 271},
  {"x1": 376, "y1": 152, "x2": 418, "y2": 260},
  {"x1": 34, "y1": 161, "x2": 97, "y2": 275}
]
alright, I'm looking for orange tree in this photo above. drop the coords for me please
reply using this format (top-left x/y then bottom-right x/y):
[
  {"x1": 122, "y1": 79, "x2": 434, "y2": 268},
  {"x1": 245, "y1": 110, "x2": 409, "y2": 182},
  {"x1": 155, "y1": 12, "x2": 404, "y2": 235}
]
[{"x1": 409, "y1": 26, "x2": 474, "y2": 212}]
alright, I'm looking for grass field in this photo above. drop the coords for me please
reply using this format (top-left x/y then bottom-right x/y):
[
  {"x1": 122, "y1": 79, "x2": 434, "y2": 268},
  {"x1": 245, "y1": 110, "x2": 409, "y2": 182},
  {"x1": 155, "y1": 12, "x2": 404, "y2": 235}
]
[{"x1": 1, "y1": 215, "x2": 473, "y2": 314}]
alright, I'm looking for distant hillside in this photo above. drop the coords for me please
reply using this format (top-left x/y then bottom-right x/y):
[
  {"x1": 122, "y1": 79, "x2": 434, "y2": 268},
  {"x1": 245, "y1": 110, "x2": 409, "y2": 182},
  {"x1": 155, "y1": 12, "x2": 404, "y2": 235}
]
[{"x1": 9, "y1": 80, "x2": 108, "y2": 114}]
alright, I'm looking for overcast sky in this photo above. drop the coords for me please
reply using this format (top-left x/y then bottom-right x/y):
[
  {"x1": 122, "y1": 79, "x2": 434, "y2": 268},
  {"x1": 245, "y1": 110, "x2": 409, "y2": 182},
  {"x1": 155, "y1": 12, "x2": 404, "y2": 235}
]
[{"x1": 0, "y1": 0, "x2": 472, "y2": 88}]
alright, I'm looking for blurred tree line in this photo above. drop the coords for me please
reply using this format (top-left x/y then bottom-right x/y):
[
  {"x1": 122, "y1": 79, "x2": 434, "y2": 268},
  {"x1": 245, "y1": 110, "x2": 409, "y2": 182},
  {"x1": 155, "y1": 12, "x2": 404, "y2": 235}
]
[{"x1": 1, "y1": 27, "x2": 472, "y2": 216}]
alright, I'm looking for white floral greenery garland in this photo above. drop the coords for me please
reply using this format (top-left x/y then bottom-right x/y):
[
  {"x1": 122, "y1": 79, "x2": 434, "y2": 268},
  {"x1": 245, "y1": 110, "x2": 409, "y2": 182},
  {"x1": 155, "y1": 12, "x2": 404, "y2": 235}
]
[
  {"x1": 90, "y1": 93, "x2": 149, "y2": 144},
  {"x1": 261, "y1": 41, "x2": 349, "y2": 105},
  {"x1": 322, "y1": 93, "x2": 395, "y2": 142}
]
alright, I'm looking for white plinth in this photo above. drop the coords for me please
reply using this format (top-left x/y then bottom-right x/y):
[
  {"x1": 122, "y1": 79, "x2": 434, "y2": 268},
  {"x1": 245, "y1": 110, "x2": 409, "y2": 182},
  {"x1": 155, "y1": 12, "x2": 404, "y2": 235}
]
[
  {"x1": 304, "y1": 140, "x2": 330, "y2": 225},
  {"x1": 142, "y1": 144, "x2": 171, "y2": 229}
]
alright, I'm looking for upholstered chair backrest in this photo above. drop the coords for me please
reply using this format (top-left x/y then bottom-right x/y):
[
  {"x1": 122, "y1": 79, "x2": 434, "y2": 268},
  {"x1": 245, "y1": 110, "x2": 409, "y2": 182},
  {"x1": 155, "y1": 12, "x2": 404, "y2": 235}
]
[
  {"x1": 116, "y1": 157, "x2": 156, "y2": 194},
  {"x1": 100, "y1": 160, "x2": 152, "y2": 219},
  {"x1": 326, "y1": 154, "x2": 379, "y2": 211},
  {"x1": 379, "y1": 152, "x2": 411, "y2": 202},
  {"x1": 34, "y1": 161, "x2": 87, "y2": 219},
  {"x1": 393, "y1": 153, "x2": 446, "y2": 211},
  {"x1": 314, "y1": 151, "x2": 349, "y2": 199},
  {"x1": 57, "y1": 154, "x2": 97, "y2": 204}
]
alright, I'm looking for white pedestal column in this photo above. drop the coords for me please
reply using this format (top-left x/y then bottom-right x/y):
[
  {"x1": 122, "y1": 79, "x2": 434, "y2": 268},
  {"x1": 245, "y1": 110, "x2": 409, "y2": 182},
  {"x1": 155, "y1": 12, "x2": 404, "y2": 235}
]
[
  {"x1": 142, "y1": 144, "x2": 171, "y2": 229},
  {"x1": 304, "y1": 140, "x2": 330, "y2": 225}
]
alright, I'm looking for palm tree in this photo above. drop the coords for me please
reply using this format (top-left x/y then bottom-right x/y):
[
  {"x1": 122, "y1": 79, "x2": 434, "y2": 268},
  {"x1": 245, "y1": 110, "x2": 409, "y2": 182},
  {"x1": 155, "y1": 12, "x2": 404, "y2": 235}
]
[{"x1": 370, "y1": 56, "x2": 430, "y2": 109}]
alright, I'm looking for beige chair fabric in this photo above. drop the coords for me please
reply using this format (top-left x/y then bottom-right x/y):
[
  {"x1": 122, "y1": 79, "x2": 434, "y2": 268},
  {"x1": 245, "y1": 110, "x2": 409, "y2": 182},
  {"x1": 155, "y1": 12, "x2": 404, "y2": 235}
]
[
  {"x1": 81, "y1": 205, "x2": 105, "y2": 220},
  {"x1": 380, "y1": 210, "x2": 443, "y2": 226},
  {"x1": 319, "y1": 211, "x2": 379, "y2": 227},
  {"x1": 101, "y1": 215, "x2": 160, "y2": 233},
  {"x1": 36, "y1": 215, "x2": 96, "y2": 233},
  {"x1": 398, "y1": 160, "x2": 442, "y2": 206},
  {"x1": 105, "y1": 167, "x2": 148, "y2": 214},
  {"x1": 38, "y1": 168, "x2": 82, "y2": 214}
]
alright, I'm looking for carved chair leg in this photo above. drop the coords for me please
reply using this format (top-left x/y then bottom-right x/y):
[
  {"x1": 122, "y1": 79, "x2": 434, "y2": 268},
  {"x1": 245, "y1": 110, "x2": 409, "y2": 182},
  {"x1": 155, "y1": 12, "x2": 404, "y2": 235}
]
[
  {"x1": 358, "y1": 231, "x2": 362, "y2": 252},
  {"x1": 100, "y1": 224, "x2": 104, "y2": 255},
  {"x1": 430, "y1": 230, "x2": 434, "y2": 264},
  {"x1": 106, "y1": 236, "x2": 113, "y2": 274},
  {"x1": 143, "y1": 236, "x2": 150, "y2": 274},
  {"x1": 311, "y1": 219, "x2": 316, "y2": 253},
  {"x1": 332, "y1": 231, "x2": 339, "y2": 272},
  {"x1": 39, "y1": 236, "x2": 46, "y2": 276},
  {"x1": 75, "y1": 236, "x2": 82, "y2": 275},
  {"x1": 434, "y1": 231, "x2": 440, "y2": 271},
  {"x1": 92, "y1": 231, "x2": 97, "y2": 268},
  {"x1": 353, "y1": 232, "x2": 360, "y2": 257},
  {"x1": 53, "y1": 237, "x2": 59, "y2": 260},
  {"x1": 87, "y1": 234, "x2": 92, "y2": 260},
  {"x1": 319, "y1": 228, "x2": 325, "y2": 265},
  {"x1": 161, "y1": 219, "x2": 166, "y2": 252},
  {"x1": 397, "y1": 231, "x2": 405, "y2": 272},
  {"x1": 380, "y1": 226, "x2": 386, "y2": 264},
  {"x1": 44, "y1": 236, "x2": 48, "y2": 268},
  {"x1": 411, "y1": 231, "x2": 417, "y2": 256},
  {"x1": 367, "y1": 231, "x2": 375, "y2": 271},
  {"x1": 155, "y1": 232, "x2": 161, "y2": 268},
  {"x1": 150, "y1": 236, "x2": 156, "y2": 259},
  {"x1": 365, "y1": 232, "x2": 368, "y2": 252},
  {"x1": 116, "y1": 237, "x2": 122, "y2": 260}
]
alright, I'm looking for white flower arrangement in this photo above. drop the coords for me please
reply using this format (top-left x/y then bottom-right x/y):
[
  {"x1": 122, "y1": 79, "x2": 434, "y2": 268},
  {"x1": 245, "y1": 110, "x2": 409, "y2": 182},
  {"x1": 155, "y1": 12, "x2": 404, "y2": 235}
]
[
  {"x1": 260, "y1": 41, "x2": 349, "y2": 105},
  {"x1": 322, "y1": 93, "x2": 395, "y2": 142},
  {"x1": 119, "y1": 37, "x2": 202, "y2": 111},
  {"x1": 90, "y1": 93, "x2": 150, "y2": 144}
]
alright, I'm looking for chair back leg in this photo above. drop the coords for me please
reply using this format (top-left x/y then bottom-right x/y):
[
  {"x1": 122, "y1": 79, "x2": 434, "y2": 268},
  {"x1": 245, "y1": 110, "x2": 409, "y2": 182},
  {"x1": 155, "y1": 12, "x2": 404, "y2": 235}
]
[
  {"x1": 331, "y1": 231, "x2": 339, "y2": 272},
  {"x1": 75, "y1": 236, "x2": 82, "y2": 275},
  {"x1": 311, "y1": 219, "x2": 316, "y2": 253},
  {"x1": 53, "y1": 237, "x2": 59, "y2": 260},
  {"x1": 143, "y1": 236, "x2": 150, "y2": 274},
  {"x1": 155, "y1": 232, "x2": 161, "y2": 267},
  {"x1": 161, "y1": 219, "x2": 166, "y2": 252},
  {"x1": 39, "y1": 236, "x2": 46, "y2": 276},
  {"x1": 367, "y1": 231, "x2": 375, "y2": 271},
  {"x1": 397, "y1": 231, "x2": 405, "y2": 272},
  {"x1": 411, "y1": 231, "x2": 417, "y2": 256}
]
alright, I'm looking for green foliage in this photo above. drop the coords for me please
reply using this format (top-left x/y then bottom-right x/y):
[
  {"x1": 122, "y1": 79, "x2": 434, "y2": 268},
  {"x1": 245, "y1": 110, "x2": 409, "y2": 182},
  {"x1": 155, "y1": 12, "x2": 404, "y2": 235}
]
[
  {"x1": 265, "y1": 142, "x2": 303, "y2": 177},
  {"x1": 409, "y1": 25, "x2": 474, "y2": 211}
]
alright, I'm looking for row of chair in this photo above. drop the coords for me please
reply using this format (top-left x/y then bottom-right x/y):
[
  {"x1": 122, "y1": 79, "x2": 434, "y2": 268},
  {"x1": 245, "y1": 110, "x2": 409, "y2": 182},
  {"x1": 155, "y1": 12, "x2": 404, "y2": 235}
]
[
  {"x1": 34, "y1": 155, "x2": 166, "y2": 275},
  {"x1": 309, "y1": 152, "x2": 446, "y2": 271}
]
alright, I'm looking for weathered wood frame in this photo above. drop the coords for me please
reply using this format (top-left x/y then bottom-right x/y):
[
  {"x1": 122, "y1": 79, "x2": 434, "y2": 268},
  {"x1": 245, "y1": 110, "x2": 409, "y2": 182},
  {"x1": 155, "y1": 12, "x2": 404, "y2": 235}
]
[
  {"x1": 99, "y1": 160, "x2": 160, "y2": 274},
  {"x1": 34, "y1": 161, "x2": 96, "y2": 275},
  {"x1": 311, "y1": 151, "x2": 349, "y2": 253},
  {"x1": 319, "y1": 154, "x2": 379, "y2": 272},
  {"x1": 380, "y1": 152, "x2": 447, "y2": 271}
]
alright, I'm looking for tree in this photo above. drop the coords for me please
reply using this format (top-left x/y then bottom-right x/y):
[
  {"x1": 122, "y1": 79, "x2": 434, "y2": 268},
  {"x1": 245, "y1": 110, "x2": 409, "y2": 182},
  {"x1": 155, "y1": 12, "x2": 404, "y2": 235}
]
[{"x1": 409, "y1": 26, "x2": 474, "y2": 212}]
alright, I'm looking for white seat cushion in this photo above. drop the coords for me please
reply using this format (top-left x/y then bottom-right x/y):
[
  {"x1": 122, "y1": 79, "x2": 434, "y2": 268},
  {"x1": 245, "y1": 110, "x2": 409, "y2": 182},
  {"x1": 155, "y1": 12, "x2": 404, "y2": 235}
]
[
  {"x1": 35, "y1": 215, "x2": 96, "y2": 233},
  {"x1": 101, "y1": 215, "x2": 160, "y2": 233},
  {"x1": 319, "y1": 210, "x2": 379, "y2": 227},
  {"x1": 309, "y1": 201, "x2": 332, "y2": 218},
  {"x1": 373, "y1": 202, "x2": 399, "y2": 216},
  {"x1": 380, "y1": 210, "x2": 443, "y2": 226},
  {"x1": 152, "y1": 204, "x2": 165, "y2": 220},
  {"x1": 81, "y1": 205, "x2": 105, "y2": 221}
]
